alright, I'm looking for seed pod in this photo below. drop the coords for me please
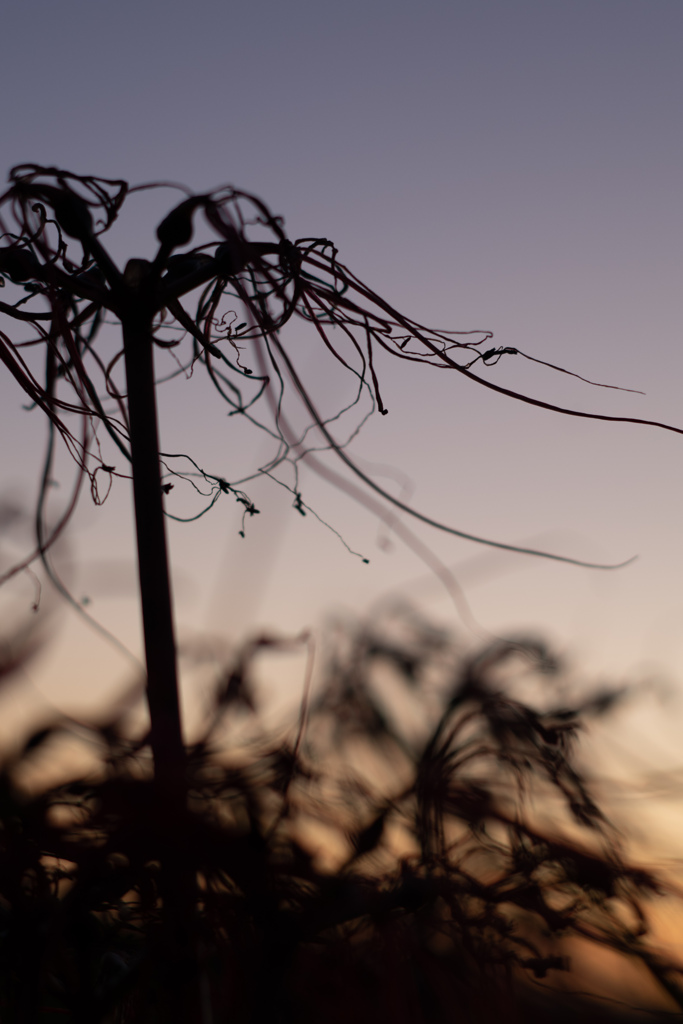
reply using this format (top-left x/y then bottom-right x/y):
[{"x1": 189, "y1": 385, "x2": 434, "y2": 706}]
[
  {"x1": 50, "y1": 190, "x2": 94, "y2": 241},
  {"x1": 215, "y1": 239, "x2": 249, "y2": 277},
  {"x1": 278, "y1": 238, "x2": 301, "y2": 274},
  {"x1": 0, "y1": 247, "x2": 41, "y2": 283},
  {"x1": 156, "y1": 196, "x2": 205, "y2": 250},
  {"x1": 163, "y1": 252, "x2": 213, "y2": 283},
  {"x1": 20, "y1": 184, "x2": 94, "y2": 242}
]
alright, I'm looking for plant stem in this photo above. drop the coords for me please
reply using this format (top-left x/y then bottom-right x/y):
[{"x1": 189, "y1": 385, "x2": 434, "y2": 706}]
[
  {"x1": 121, "y1": 311, "x2": 185, "y2": 794},
  {"x1": 123, "y1": 308, "x2": 201, "y2": 1021}
]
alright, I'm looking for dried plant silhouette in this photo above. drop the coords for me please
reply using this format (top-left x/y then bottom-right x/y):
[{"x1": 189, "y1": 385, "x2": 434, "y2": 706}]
[
  {"x1": 0, "y1": 607, "x2": 681, "y2": 1023},
  {"x1": 1, "y1": 165, "x2": 683, "y2": 1022}
]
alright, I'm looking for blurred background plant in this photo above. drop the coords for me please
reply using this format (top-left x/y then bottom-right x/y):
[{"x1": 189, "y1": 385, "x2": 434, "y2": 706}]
[{"x1": 0, "y1": 602, "x2": 681, "y2": 1023}]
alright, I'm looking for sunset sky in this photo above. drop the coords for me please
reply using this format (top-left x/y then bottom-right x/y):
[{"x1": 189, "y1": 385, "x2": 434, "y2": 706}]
[{"x1": 1, "y1": 0, "x2": 682, "y2": 788}]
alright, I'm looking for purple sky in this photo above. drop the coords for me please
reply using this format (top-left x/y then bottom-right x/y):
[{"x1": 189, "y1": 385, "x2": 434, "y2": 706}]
[{"x1": 1, "y1": 1, "x2": 682, "y2": 775}]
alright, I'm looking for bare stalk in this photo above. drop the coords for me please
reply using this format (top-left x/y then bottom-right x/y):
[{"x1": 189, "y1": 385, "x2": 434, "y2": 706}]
[
  {"x1": 122, "y1": 304, "x2": 198, "y2": 1022},
  {"x1": 121, "y1": 309, "x2": 185, "y2": 793}
]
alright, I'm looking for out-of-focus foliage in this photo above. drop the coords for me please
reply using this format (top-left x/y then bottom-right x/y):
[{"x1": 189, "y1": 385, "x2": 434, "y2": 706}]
[{"x1": 0, "y1": 605, "x2": 680, "y2": 1023}]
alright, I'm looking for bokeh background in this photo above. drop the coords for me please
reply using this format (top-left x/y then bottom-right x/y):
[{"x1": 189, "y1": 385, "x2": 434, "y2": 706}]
[{"x1": 1, "y1": 0, "x2": 682, "y2": 850}]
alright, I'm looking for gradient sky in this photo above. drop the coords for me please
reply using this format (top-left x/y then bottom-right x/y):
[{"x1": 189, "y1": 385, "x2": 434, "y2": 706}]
[{"x1": 1, "y1": 0, "x2": 682, "y2": 786}]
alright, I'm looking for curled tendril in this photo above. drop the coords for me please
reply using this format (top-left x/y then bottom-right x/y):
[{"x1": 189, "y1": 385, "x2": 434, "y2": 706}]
[{"x1": 0, "y1": 164, "x2": 679, "y2": 601}]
